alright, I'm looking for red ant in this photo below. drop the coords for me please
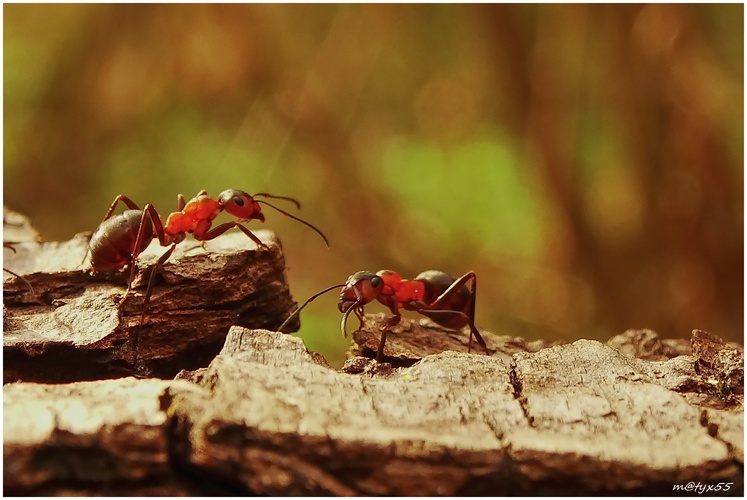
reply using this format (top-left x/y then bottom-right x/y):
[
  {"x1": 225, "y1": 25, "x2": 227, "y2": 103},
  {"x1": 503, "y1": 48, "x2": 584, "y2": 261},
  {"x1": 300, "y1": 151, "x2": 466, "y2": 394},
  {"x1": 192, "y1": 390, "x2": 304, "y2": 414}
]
[
  {"x1": 279, "y1": 269, "x2": 487, "y2": 361},
  {"x1": 88, "y1": 188, "x2": 329, "y2": 331}
]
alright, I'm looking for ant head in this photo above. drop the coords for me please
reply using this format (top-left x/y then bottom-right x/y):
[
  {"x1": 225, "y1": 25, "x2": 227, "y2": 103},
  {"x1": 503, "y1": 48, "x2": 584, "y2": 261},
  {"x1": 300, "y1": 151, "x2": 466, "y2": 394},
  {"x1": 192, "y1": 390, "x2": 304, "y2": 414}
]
[
  {"x1": 337, "y1": 271, "x2": 384, "y2": 313},
  {"x1": 217, "y1": 189, "x2": 264, "y2": 222},
  {"x1": 374, "y1": 270, "x2": 402, "y2": 294},
  {"x1": 219, "y1": 190, "x2": 329, "y2": 247}
]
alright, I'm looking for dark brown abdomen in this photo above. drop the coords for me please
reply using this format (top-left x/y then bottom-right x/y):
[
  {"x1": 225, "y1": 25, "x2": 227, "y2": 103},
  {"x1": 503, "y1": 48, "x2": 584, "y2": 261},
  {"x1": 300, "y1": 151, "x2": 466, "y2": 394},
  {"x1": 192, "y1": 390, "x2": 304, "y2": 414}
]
[
  {"x1": 89, "y1": 210, "x2": 154, "y2": 273},
  {"x1": 414, "y1": 270, "x2": 470, "y2": 312}
]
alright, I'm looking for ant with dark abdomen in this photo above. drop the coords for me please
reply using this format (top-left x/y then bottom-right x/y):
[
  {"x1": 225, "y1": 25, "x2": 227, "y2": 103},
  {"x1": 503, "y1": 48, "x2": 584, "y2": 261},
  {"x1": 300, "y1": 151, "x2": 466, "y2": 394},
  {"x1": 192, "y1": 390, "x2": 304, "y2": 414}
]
[
  {"x1": 279, "y1": 269, "x2": 487, "y2": 361},
  {"x1": 87, "y1": 188, "x2": 329, "y2": 346}
]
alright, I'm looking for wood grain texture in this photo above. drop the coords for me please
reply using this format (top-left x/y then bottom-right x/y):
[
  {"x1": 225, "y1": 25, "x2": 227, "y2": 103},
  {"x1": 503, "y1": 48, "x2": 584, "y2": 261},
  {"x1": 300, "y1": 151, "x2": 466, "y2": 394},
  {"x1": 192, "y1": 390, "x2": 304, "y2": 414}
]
[
  {"x1": 3, "y1": 209, "x2": 743, "y2": 495},
  {"x1": 3, "y1": 227, "x2": 298, "y2": 382},
  {"x1": 169, "y1": 326, "x2": 743, "y2": 495},
  {"x1": 3, "y1": 378, "x2": 194, "y2": 495},
  {"x1": 4, "y1": 325, "x2": 743, "y2": 495}
]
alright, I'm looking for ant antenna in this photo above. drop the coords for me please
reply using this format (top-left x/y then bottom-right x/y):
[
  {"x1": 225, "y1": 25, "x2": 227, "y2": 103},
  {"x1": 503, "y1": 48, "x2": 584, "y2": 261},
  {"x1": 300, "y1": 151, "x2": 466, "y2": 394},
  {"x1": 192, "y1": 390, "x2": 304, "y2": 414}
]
[
  {"x1": 3, "y1": 267, "x2": 36, "y2": 296},
  {"x1": 277, "y1": 282, "x2": 345, "y2": 332},
  {"x1": 253, "y1": 193, "x2": 302, "y2": 210},
  {"x1": 255, "y1": 199, "x2": 330, "y2": 247},
  {"x1": 3, "y1": 243, "x2": 36, "y2": 295}
]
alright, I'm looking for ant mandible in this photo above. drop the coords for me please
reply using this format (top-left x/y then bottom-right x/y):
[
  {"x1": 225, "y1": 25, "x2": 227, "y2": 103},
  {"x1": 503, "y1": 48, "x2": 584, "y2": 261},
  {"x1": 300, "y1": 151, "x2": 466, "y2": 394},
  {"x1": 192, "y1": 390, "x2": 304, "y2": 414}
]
[
  {"x1": 279, "y1": 269, "x2": 487, "y2": 362},
  {"x1": 88, "y1": 188, "x2": 329, "y2": 327}
]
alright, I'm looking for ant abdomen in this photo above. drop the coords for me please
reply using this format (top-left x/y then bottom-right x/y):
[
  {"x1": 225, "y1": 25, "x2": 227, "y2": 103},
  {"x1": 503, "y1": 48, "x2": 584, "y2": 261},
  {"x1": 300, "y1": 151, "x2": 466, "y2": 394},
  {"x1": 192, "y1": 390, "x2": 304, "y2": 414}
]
[
  {"x1": 414, "y1": 270, "x2": 470, "y2": 308},
  {"x1": 90, "y1": 210, "x2": 154, "y2": 273}
]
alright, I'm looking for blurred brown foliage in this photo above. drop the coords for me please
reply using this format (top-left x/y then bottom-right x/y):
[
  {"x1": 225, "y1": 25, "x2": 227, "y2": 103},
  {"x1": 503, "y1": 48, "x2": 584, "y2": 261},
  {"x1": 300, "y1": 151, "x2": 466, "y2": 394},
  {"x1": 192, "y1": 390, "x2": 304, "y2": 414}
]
[{"x1": 4, "y1": 4, "x2": 743, "y2": 364}]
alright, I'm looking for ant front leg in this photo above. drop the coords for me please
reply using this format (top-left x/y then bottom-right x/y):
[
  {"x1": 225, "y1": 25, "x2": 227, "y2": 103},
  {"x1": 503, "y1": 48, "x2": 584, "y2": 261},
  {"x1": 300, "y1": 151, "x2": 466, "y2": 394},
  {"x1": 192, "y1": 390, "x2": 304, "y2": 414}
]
[
  {"x1": 375, "y1": 310, "x2": 402, "y2": 362},
  {"x1": 198, "y1": 222, "x2": 270, "y2": 251},
  {"x1": 353, "y1": 306, "x2": 366, "y2": 331}
]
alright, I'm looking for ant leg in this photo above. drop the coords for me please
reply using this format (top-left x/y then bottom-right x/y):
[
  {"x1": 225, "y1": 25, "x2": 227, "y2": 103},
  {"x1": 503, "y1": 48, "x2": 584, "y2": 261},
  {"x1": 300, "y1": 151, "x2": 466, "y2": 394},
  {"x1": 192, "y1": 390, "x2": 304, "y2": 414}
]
[
  {"x1": 101, "y1": 195, "x2": 141, "y2": 222},
  {"x1": 122, "y1": 209, "x2": 155, "y2": 304},
  {"x1": 3, "y1": 244, "x2": 39, "y2": 301},
  {"x1": 422, "y1": 271, "x2": 486, "y2": 352},
  {"x1": 3, "y1": 268, "x2": 36, "y2": 297},
  {"x1": 78, "y1": 247, "x2": 91, "y2": 269},
  {"x1": 199, "y1": 222, "x2": 270, "y2": 250},
  {"x1": 122, "y1": 204, "x2": 170, "y2": 306},
  {"x1": 75, "y1": 232, "x2": 98, "y2": 270},
  {"x1": 428, "y1": 271, "x2": 477, "y2": 312},
  {"x1": 416, "y1": 309, "x2": 487, "y2": 352},
  {"x1": 143, "y1": 204, "x2": 171, "y2": 247},
  {"x1": 376, "y1": 313, "x2": 401, "y2": 362},
  {"x1": 456, "y1": 272, "x2": 484, "y2": 352},
  {"x1": 139, "y1": 243, "x2": 177, "y2": 328},
  {"x1": 376, "y1": 330, "x2": 388, "y2": 362},
  {"x1": 354, "y1": 306, "x2": 366, "y2": 330},
  {"x1": 131, "y1": 243, "x2": 176, "y2": 370}
]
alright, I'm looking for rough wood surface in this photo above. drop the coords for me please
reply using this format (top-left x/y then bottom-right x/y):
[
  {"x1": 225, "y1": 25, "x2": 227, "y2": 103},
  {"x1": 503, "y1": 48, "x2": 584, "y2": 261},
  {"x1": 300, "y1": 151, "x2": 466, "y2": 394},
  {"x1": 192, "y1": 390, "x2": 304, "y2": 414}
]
[
  {"x1": 5, "y1": 324, "x2": 743, "y2": 496},
  {"x1": 351, "y1": 312, "x2": 562, "y2": 367},
  {"x1": 3, "y1": 378, "x2": 196, "y2": 496},
  {"x1": 3, "y1": 225, "x2": 298, "y2": 382},
  {"x1": 3, "y1": 209, "x2": 743, "y2": 495}
]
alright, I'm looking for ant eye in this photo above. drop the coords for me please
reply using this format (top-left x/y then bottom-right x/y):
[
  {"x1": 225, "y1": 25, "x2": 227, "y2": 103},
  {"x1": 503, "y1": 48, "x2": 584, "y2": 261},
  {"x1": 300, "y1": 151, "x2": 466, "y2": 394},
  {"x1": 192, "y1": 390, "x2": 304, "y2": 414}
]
[
  {"x1": 370, "y1": 276, "x2": 382, "y2": 288},
  {"x1": 233, "y1": 196, "x2": 245, "y2": 206}
]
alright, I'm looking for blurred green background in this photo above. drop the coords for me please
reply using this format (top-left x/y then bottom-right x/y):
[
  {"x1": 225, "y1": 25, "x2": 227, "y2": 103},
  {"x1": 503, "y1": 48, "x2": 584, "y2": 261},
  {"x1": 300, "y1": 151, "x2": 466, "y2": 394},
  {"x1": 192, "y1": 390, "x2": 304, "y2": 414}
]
[{"x1": 4, "y1": 4, "x2": 743, "y2": 366}]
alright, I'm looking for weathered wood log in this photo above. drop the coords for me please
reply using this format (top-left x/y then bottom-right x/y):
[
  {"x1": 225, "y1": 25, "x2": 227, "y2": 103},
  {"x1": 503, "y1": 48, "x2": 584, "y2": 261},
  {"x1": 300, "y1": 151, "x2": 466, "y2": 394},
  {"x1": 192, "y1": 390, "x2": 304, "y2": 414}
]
[
  {"x1": 3, "y1": 378, "x2": 198, "y2": 495},
  {"x1": 3, "y1": 209, "x2": 742, "y2": 495},
  {"x1": 5, "y1": 323, "x2": 743, "y2": 496},
  {"x1": 3, "y1": 225, "x2": 298, "y2": 382}
]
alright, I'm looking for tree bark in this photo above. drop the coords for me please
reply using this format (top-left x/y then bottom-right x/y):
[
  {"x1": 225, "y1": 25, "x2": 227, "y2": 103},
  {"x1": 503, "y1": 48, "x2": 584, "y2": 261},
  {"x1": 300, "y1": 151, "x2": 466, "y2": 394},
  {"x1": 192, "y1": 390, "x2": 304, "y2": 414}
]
[
  {"x1": 4, "y1": 323, "x2": 743, "y2": 495},
  {"x1": 3, "y1": 209, "x2": 743, "y2": 495},
  {"x1": 3, "y1": 208, "x2": 298, "y2": 382}
]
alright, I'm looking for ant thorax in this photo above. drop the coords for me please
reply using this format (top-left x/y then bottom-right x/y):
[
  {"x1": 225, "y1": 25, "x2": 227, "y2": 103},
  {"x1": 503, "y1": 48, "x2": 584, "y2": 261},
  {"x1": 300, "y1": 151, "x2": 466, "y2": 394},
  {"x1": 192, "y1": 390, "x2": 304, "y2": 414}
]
[
  {"x1": 393, "y1": 279, "x2": 426, "y2": 305},
  {"x1": 165, "y1": 198, "x2": 221, "y2": 236}
]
